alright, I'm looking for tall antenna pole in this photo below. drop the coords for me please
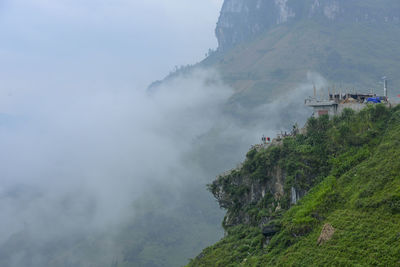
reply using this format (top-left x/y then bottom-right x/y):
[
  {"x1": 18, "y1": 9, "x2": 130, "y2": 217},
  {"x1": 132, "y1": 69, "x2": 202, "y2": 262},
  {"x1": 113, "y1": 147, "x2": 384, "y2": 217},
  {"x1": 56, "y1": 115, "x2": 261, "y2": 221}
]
[
  {"x1": 383, "y1": 76, "x2": 388, "y2": 99},
  {"x1": 333, "y1": 84, "x2": 336, "y2": 97},
  {"x1": 313, "y1": 83, "x2": 317, "y2": 99},
  {"x1": 333, "y1": 87, "x2": 336, "y2": 101}
]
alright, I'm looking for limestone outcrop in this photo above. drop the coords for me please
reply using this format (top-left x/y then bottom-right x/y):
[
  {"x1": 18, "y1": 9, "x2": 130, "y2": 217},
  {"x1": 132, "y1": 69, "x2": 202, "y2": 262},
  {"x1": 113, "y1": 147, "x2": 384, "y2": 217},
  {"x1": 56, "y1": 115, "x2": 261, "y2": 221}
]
[{"x1": 216, "y1": 0, "x2": 400, "y2": 50}]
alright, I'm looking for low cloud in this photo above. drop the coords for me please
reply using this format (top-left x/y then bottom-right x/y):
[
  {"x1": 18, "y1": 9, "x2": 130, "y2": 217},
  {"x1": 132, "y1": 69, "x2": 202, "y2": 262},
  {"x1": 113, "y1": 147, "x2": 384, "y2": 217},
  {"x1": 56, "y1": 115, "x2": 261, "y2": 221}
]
[
  {"x1": 0, "y1": 67, "x2": 325, "y2": 266},
  {"x1": 0, "y1": 68, "x2": 233, "y2": 244}
]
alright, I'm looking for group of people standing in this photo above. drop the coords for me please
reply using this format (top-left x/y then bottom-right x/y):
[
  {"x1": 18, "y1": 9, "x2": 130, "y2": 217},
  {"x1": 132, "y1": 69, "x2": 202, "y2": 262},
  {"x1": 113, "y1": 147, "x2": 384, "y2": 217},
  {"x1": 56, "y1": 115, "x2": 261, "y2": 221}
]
[{"x1": 261, "y1": 135, "x2": 271, "y2": 144}]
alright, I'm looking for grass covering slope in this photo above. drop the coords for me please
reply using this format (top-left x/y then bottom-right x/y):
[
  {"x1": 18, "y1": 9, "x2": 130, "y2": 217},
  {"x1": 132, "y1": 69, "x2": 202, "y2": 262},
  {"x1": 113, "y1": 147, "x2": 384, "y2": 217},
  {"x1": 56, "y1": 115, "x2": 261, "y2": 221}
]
[
  {"x1": 188, "y1": 104, "x2": 400, "y2": 266},
  {"x1": 202, "y1": 21, "x2": 400, "y2": 108}
]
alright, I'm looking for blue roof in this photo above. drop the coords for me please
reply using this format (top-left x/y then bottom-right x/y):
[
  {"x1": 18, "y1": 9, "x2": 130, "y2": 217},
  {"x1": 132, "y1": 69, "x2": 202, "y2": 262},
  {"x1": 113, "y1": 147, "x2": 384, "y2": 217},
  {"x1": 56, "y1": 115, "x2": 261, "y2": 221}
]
[{"x1": 367, "y1": 97, "x2": 381, "y2": 103}]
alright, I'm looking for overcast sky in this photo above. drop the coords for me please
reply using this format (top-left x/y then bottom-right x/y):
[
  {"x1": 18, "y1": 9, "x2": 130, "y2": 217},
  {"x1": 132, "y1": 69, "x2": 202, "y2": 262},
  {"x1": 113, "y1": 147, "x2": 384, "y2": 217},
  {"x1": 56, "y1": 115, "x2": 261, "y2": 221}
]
[
  {"x1": 0, "y1": 0, "x2": 223, "y2": 92},
  {"x1": 0, "y1": 3, "x2": 317, "y2": 264},
  {"x1": 0, "y1": 2, "x2": 231, "y2": 254}
]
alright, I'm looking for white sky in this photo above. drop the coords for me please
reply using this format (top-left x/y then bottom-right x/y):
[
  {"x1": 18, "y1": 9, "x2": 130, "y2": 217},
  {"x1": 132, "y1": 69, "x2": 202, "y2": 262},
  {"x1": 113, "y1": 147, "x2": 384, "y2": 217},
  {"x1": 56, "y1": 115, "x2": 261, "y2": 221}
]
[
  {"x1": 0, "y1": 1, "x2": 230, "y2": 244},
  {"x1": 0, "y1": 0, "x2": 223, "y2": 91},
  {"x1": 0, "y1": 2, "x2": 315, "y2": 252}
]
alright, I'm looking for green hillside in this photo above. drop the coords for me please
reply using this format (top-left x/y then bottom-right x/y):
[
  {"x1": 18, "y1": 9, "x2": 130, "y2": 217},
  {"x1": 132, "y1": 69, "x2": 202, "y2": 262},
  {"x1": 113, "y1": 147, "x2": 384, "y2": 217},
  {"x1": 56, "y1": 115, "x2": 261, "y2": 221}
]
[
  {"x1": 116, "y1": 10, "x2": 400, "y2": 267},
  {"x1": 188, "y1": 104, "x2": 400, "y2": 266},
  {"x1": 125, "y1": 2, "x2": 400, "y2": 266},
  {"x1": 202, "y1": 20, "x2": 400, "y2": 108}
]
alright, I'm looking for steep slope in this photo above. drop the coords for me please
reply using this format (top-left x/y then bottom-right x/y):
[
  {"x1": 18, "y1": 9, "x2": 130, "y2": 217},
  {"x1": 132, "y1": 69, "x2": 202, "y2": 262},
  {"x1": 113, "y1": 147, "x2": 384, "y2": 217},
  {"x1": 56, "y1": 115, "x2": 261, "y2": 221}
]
[
  {"x1": 124, "y1": 1, "x2": 400, "y2": 265},
  {"x1": 140, "y1": 1, "x2": 400, "y2": 265},
  {"x1": 216, "y1": 0, "x2": 400, "y2": 51},
  {"x1": 153, "y1": 0, "x2": 400, "y2": 111},
  {"x1": 188, "y1": 104, "x2": 400, "y2": 266},
  {"x1": 205, "y1": 21, "x2": 400, "y2": 108},
  {"x1": 170, "y1": 0, "x2": 398, "y2": 110}
]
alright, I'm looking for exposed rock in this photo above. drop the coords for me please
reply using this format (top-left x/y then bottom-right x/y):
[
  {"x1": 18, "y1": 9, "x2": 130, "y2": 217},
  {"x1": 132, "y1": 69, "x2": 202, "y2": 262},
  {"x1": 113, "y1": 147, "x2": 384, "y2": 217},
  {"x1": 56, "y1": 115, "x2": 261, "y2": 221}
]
[
  {"x1": 211, "y1": 163, "x2": 286, "y2": 227},
  {"x1": 216, "y1": 0, "x2": 293, "y2": 50},
  {"x1": 216, "y1": 0, "x2": 400, "y2": 50},
  {"x1": 291, "y1": 186, "x2": 306, "y2": 205},
  {"x1": 208, "y1": 134, "x2": 316, "y2": 228},
  {"x1": 317, "y1": 223, "x2": 335, "y2": 245},
  {"x1": 262, "y1": 224, "x2": 280, "y2": 237}
]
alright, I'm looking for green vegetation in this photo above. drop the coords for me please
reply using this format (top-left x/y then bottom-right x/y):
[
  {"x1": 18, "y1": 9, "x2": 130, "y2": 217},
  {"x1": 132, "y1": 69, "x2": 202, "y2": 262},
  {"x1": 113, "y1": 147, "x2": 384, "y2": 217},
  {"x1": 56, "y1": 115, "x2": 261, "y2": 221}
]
[
  {"x1": 202, "y1": 21, "x2": 400, "y2": 110},
  {"x1": 188, "y1": 104, "x2": 400, "y2": 266}
]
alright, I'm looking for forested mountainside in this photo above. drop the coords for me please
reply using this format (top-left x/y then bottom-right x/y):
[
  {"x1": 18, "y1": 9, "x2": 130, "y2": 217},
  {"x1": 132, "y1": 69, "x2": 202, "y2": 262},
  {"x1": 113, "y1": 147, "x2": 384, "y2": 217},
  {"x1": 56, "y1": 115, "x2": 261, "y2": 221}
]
[{"x1": 188, "y1": 104, "x2": 400, "y2": 266}]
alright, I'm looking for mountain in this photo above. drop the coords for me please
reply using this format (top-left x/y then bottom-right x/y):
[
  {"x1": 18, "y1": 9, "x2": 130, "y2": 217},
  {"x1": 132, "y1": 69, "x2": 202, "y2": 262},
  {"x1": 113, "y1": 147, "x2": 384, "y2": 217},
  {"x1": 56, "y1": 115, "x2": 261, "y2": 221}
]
[
  {"x1": 4, "y1": 1, "x2": 400, "y2": 266},
  {"x1": 197, "y1": 0, "x2": 400, "y2": 109},
  {"x1": 183, "y1": 1, "x2": 400, "y2": 265},
  {"x1": 216, "y1": 0, "x2": 400, "y2": 51},
  {"x1": 143, "y1": 1, "x2": 400, "y2": 265}
]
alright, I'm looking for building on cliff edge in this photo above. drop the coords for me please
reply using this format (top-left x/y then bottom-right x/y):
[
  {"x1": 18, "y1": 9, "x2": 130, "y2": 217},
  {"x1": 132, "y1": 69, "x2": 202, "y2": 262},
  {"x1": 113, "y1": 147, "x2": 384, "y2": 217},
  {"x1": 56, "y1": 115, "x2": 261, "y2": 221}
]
[{"x1": 305, "y1": 79, "x2": 390, "y2": 118}]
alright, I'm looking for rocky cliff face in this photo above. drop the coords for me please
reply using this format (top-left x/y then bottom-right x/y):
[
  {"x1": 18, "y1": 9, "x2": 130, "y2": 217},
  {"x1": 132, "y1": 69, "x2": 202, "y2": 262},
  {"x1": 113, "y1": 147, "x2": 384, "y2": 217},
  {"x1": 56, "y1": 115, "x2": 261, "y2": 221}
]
[
  {"x1": 208, "y1": 142, "x2": 308, "y2": 229},
  {"x1": 211, "y1": 163, "x2": 285, "y2": 227},
  {"x1": 216, "y1": 0, "x2": 400, "y2": 50}
]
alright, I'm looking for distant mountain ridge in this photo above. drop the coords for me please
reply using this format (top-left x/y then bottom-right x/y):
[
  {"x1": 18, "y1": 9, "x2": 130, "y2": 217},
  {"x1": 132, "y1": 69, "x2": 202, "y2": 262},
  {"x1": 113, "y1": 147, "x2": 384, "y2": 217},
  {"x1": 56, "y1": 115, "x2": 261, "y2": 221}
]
[
  {"x1": 216, "y1": 0, "x2": 400, "y2": 50},
  {"x1": 150, "y1": 0, "x2": 400, "y2": 123}
]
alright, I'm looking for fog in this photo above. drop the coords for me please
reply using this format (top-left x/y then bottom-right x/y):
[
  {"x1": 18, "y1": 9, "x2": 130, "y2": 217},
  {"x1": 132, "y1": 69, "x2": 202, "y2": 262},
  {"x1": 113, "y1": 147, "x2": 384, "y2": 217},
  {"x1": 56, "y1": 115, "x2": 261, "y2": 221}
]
[
  {"x1": 0, "y1": 0, "x2": 223, "y2": 236},
  {"x1": 0, "y1": 67, "x2": 228, "y2": 236},
  {"x1": 252, "y1": 72, "x2": 328, "y2": 134},
  {"x1": 0, "y1": 64, "x2": 324, "y2": 265},
  {"x1": 0, "y1": 1, "x2": 328, "y2": 266},
  {"x1": 0, "y1": 70, "x2": 321, "y2": 233}
]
